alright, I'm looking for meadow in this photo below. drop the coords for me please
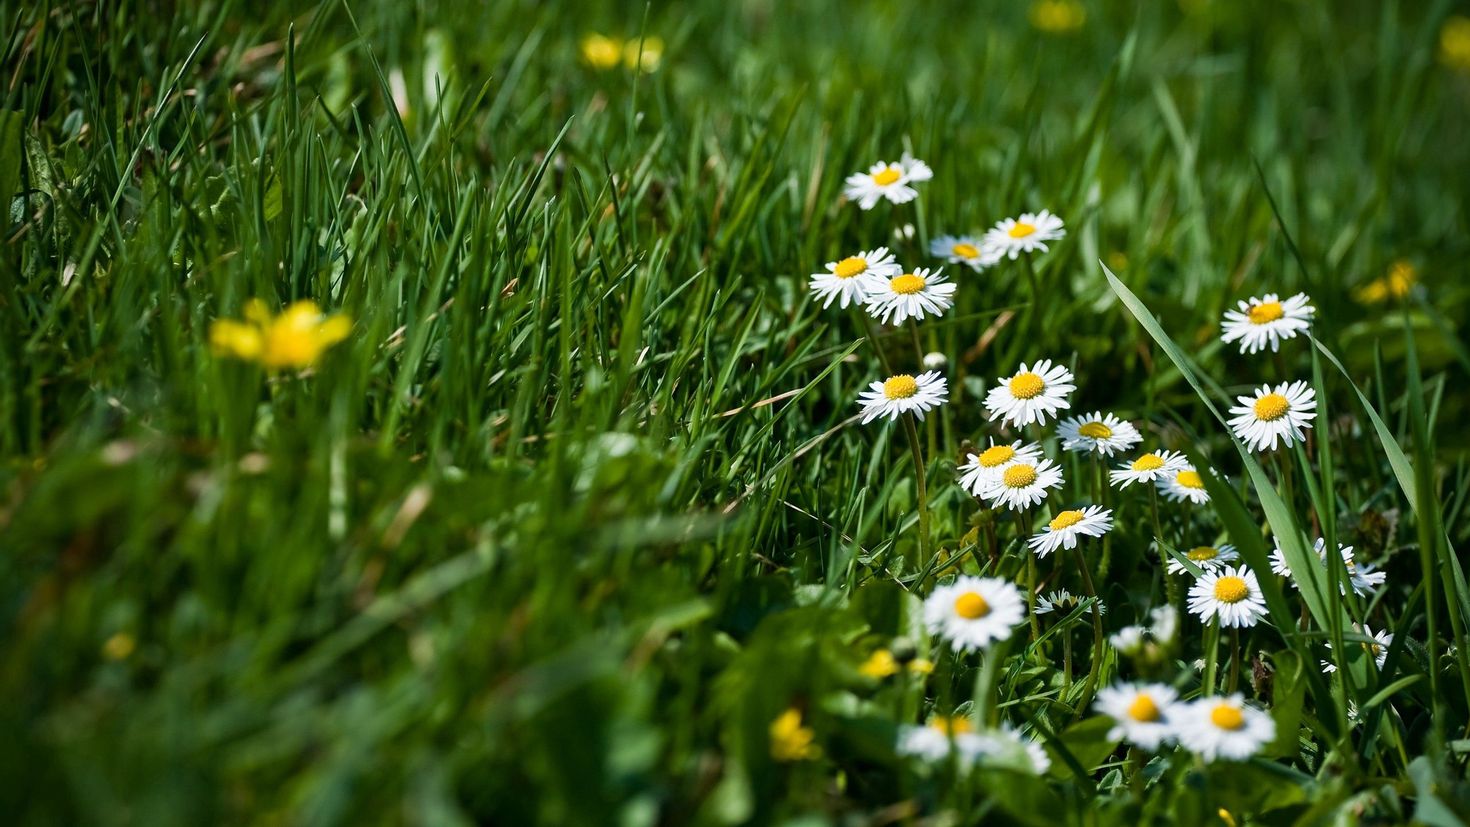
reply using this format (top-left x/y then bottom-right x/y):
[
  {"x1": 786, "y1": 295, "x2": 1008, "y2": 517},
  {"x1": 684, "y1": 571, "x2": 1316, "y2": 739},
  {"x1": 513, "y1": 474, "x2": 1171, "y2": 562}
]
[{"x1": 3, "y1": 0, "x2": 1470, "y2": 824}]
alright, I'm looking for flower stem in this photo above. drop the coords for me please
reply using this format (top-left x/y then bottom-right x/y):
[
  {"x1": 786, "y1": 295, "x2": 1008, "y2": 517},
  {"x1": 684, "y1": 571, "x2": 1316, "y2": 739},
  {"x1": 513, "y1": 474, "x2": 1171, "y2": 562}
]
[
  {"x1": 1202, "y1": 618, "x2": 1222, "y2": 693},
  {"x1": 902, "y1": 413, "x2": 931, "y2": 571},
  {"x1": 1073, "y1": 544, "x2": 1106, "y2": 718},
  {"x1": 973, "y1": 637, "x2": 1010, "y2": 727},
  {"x1": 1229, "y1": 627, "x2": 1242, "y2": 694},
  {"x1": 1149, "y1": 486, "x2": 1179, "y2": 609},
  {"x1": 1015, "y1": 511, "x2": 1039, "y2": 641}
]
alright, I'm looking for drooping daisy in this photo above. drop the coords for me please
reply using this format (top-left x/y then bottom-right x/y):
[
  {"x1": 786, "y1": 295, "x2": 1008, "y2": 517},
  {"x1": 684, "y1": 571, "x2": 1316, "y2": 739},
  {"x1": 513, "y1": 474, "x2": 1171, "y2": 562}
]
[
  {"x1": 1228, "y1": 381, "x2": 1317, "y2": 453},
  {"x1": 977, "y1": 458, "x2": 1065, "y2": 512},
  {"x1": 1095, "y1": 682, "x2": 1181, "y2": 750},
  {"x1": 843, "y1": 153, "x2": 933, "y2": 210},
  {"x1": 1322, "y1": 624, "x2": 1393, "y2": 673},
  {"x1": 1175, "y1": 695, "x2": 1276, "y2": 762},
  {"x1": 1109, "y1": 449, "x2": 1188, "y2": 488},
  {"x1": 929, "y1": 234, "x2": 1001, "y2": 272},
  {"x1": 972, "y1": 726, "x2": 1051, "y2": 775},
  {"x1": 1157, "y1": 463, "x2": 1212, "y2": 504},
  {"x1": 897, "y1": 716, "x2": 985, "y2": 764},
  {"x1": 1165, "y1": 543, "x2": 1239, "y2": 575},
  {"x1": 1273, "y1": 538, "x2": 1386, "y2": 597},
  {"x1": 980, "y1": 209, "x2": 1066, "y2": 259},
  {"x1": 1219, "y1": 292, "x2": 1315, "y2": 354},
  {"x1": 1187, "y1": 565, "x2": 1269, "y2": 628},
  {"x1": 1035, "y1": 589, "x2": 1105, "y2": 616},
  {"x1": 1150, "y1": 605, "x2": 1179, "y2": 646},
  {"x1": 1058, "y1": 412, "x2": 1143, "y2": 456},
  {"x1": 857, "y1": 371, "x2": 948, "y2": 424},
  {"x1": 923, "y1": 576, "x2": 1026, "y2": 652},
  {"x1": 863, "y1": 267, "x2": 957, "y2": 325},
  {"x1": 1027, "y1": 505, "x2": 1113, "y2": 557},
  {"x1": 1109, "y1": 625, "x2": 1146, "y2": 656},
  {"x1": 808, "y1": 247, "x2": 901, "y2": 309},
  {"x1": 983, "y1": 359, "x2": 1076, "y2": 428},
  {"x1": 957, "y1": 440, "x2": 1043, "y2": 497}
]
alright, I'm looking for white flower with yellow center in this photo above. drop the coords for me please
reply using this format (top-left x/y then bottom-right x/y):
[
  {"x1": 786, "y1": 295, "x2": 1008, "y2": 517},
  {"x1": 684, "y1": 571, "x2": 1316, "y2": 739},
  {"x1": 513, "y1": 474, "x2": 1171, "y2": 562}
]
[
  {"x1": 862, "y1": 267, "x2": 955, "y2": 325},
  {"x1": 983, "y1": 359, "x2": 1076, "y2": 427},
  {"x1": 843, "y1": 153, "x2": 933, "y2": 210},
  {"x1": 980, "y1": 209, "x2": 1066, "y2": 259},
  {"x1": 929, "y1": 234, "x2": 1001, "y2": 272},
  {"x1": 897, "y1": 716, "x2": 985, "y2": 764},
  {"x1": 1034, "y1": 588, "x2": 1105, "y2": 616},
  {"x1": 1157, "y1": 463, "x2": 1212, "y2": 504},
  {"x1": 1322, "y1": 624, "x2": 1393, "y2": 673},
  {"x1": 1228, "y1": 381, "x2": 1317, "y2": 452},
  {"x1": 1057, "y1": 411, "x2": 1143, "y2": 456},
  {"x1": 1096, "y1": 682, "x2": 1181, "y2": 750},
  {"x1": 1108, "y1": 449, "x2": 1188, "y2": 488},
  {"x1": 808, "y1": 247, "x2": 900, "y2": 309},
  {"x1": 1176, "y1": 694, "x2": 1276, "y2": 762},
  {"x1": 1187, "y1": 565, "x2": 1268, "y2": 628},
  {"x1": 1271, "y1": 538, "x2": 1386, "y2": 597},
  {"x1": 1165, "y1": 543, "x2": 1239, "y2": 575},
  {"x1": 978, "y1": 458, "x2": 1064, "y2": 512},
  {"x1": 857, "y1": 371, "x2": 948, "y2": 424},
  {"x1": 957, "y1": 440, "x2": 1043, "y2": 496},
  {"x1": 923, "y1": 576, "x2": 1026, "y2": 652},
  {"x1": 1219, "y1": 292, "x2": 1315, "y2": 354},
  {"x1": 1027, "y1": 505, "x2": 1112, "y2": 557}
]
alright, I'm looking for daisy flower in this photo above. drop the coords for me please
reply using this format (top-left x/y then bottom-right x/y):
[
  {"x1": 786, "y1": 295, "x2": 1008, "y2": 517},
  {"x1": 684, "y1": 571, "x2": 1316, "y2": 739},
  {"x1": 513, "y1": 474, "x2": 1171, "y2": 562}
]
[
  {"x1": 978, "y1": 458, "x2": 1064, "y2": 512},
  {"x1": 897, "y1": 716, "x2": 985, "y2": 764},
  {"x1": 983, "y1": 359, "x2": 1076, "y2": 427},
  {"x1": 808, "y1": 247, "x2": 900, "y2": 309},
  {"x1": 857, "y1": 371, "x2": 948, "y2": 424},
  {"x1": 929, "y1": 234, "x2": 1001, "y2": 272},
  {"x1": 1058, "y1": 412, "x2": 1143, "y2": 456},
  {"x1": 1027, "y1": 505, "x2": 1113, "y2": 557},
  {"x1": 1150, "y1": 605, "x2": 1179, "y2": 646},
  {"x1": 1096, "y1": 682, "x2": 1181, "y2": 750},
  {"x1": 923, "y1": 576, "x2": 1026, "y2": 652},
  {"x1": 972, "y1": 726, "x2": 1051, "y2": 775},
  {"x1": 843, "y1": 153, "x2": 933, "y2": 210},
  {"x1": 1228, "y1": 381, "x2": 1317, "y2": 453},
  {"x1": 863, "y1": 267, "x2": 956, "y2": 325},
  {"x1": 1109, "y1": 625, "x2": 1146, "y2": 656},
  {"x1": 957, "y1": 440, "x2": 1043, "y2": 497},
  {"x1": 1187, "y1": 565, "x2": 1269, "y2": 629},
  {"x1": 1219, "y1": 292, "x2": 1315, "y2": 354},
  {"x1": 1035, "y1": 589, "x2": 1105, "y2": 616},
  {"x1": 1156, "y1": 463, "x2": 1212, "y2": 504},
  {"x1": 1175, "y1": 695, "x2": 1276, "y2": 762},
  {"x1": 1165, "y1": 543, "x2": 1239, "y2": 575},
  {"x1": 980, "y1": 209, "x2": 1066, "y2": 259},
  {"x1": 1322, "y1": 624, "x2": 1393, "y2": 673},
  {"x1": 1109, "y1": 450, "x2": 1188, "y2": 488},
  {"x1": 1272, "y1": 538, "x2": 1386, "y2": 597}
]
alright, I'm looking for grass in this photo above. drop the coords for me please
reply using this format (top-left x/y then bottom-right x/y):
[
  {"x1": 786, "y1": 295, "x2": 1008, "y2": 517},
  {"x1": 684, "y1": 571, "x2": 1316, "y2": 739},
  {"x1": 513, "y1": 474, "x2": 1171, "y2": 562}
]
[{"x1": 3, "y1": 0, "x2": 1470, "y2": 823}]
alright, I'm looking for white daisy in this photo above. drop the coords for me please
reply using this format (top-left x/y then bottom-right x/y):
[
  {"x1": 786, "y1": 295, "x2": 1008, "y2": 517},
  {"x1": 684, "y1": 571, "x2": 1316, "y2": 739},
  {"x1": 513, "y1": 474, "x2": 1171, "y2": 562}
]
[
  {"x1": 929, "y1": 234, "x2": 1001, "y2": 272},
  {"x1": 980, "y1": 209, "x2": 1066, "y2": 259},
  {"x1": 843, "y1": 153, "x2": 933, "y2": 210},
  {"x1": 1095, "y1": 682, "x2": 1181, "y2": 750},
  {"x1": 1108, "y1": 450, "x2": 1188, "y2": 488},
  {"x1": 1027, "y1": 505, "x2": 1113, "y2": 557},
  {"x1": 1156, "y1": 463, "x2": 1212, "y2": 504},
  {"x1": 922, "y1": 351, "x2": 948, "y2": 369},
  {"x1": 1165, "y1": 543, "x2": 1239, "y2": 575},
  {"x1": 1035, "y1": 588, "x2": 1105, "y2": 616},
  {"x1": 957, "y1": 440, "x2": 1043, "y2": 497},
  {"x1": 1109, "y1": 625, "x2": 1146, "y2": 655},
  {"x1": 1187, "y1": 565, "x2": 1269, "y2": 629},
  {"x1": 1228, "y1": 381, "x2": 1317, "y2": 453},
  {"x1": 1109, "y1": 605, "x2": 1179, "y2": 656},
  {"x1": 923, "y1": 576, "x2": 1026, "y2": 652},
  {"x1": 983, "y1": 359, "x2": 1076, "y2": 428},
  {"x1": 1219, "y1": 292, "x2": 1315, "y2": 355},
  {"x1": 1175, "y1": 695, "x2": 1276, "y2": 762},
  {"x1": 1274, "y1": 538, "x2": 1386, "y2": 597},
  {"x1": 1322, "y1": 624, "x2": 1393, "y2": 673},
  {"x1": 1057, "y1": 412, "x2": 1143, "y2": 456},
  {"x1": 857, "y1": 371, "x2": 948, "y2": 424},
  {"x1": 978, "y1": 458, "x2": 1064, "y2": 512},
  {"x1": 972, "y1": 727, "x2": 1051, "y2": 775},
  {"x1": 1149, "y1": 605, "x2": 1179, "y2": 646},
  {"x1": 863, "y1": 267, "x2": 956, "y2": 325},
  {"x1": 897, "y1": 717, "x2": 985, "y2": 764},
  {"x1": 808, "y1": 247, "x2": 901, "y2": 309}
]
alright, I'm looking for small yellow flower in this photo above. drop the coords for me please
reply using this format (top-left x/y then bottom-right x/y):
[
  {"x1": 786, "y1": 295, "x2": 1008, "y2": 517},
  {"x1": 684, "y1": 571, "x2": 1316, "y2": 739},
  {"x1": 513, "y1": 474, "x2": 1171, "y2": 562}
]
[
  {"x1": 102, "y1": 632, "x2": 136, "y2": 661},
  {"x1": 859, "y1": 648, "x2": 899, "y2": 679},
  {"x1": 769, "y1": 708, "x2": 820, "y2": 762},
  {"x1": 210, "y1": 299, "x2": 351, "y2": 370},
  {"x1": 580, "y1": 33, "x2": 623, "y2": 70},
  {"x1": 1440, "y1": 16, "x2": 1470, "y2": 72},
  {"x1": 907, "y1": 658, "x2": 935, "y2": 675},
  {"x1": 1353, "y1": 260, "x2": 1416, "y2": 304},
  {"x1": 1218, "y1": 808, "x2": 1236, "y2": 827},
  {"x1": 1029, "y1": 0, "x2": 1086, "y2": 34},
  {"x1": 623, "y1": 37, "x2": 663, "y2": 73}
]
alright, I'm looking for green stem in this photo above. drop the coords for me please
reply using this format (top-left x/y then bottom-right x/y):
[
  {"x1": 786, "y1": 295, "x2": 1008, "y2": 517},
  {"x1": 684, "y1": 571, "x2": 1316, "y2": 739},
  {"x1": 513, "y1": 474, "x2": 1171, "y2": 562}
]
[
  {"x1": 1149, "y1": 486, "x2": 1179, "y2": 608},
  {"x1": 973, "y1": 637, "x2": 1010, "y2": 727},
  {"x1": 1073, "y1": 544, "x2": 1106, "y2": 719},
  {"x1": 1016, "y1": 510, "x2": 1039, "y2": 641},
  {"x1": 903, "y1": 414, "x2": 931, "y2": 571},
  {"x1": 1202, "y1": 618, "x2": 1222, "y2": 694},
  {"x1": 1228, "y1": 627, "x2": 1242, "y2": 694}
]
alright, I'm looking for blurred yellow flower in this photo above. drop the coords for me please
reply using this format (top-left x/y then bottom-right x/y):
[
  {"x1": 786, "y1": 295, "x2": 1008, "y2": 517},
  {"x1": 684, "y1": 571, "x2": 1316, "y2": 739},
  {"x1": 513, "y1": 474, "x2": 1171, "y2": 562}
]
[
  {"x1": 769, "y1": 708, "x2": 820, "y2": 761},
  {"x1": 210, "y1": 299, "x2": 351, "y2": 370},
  {"x1": 859, "y1": 648, "x2": 899, "y2": 678},
  {"x1": 908, "y1": 657, "x2": 935, "y2": 675},
  {"x1": 581, "y1": 34, "x2": 623, "y2": 70},
  {"x1": 1354, "y1": 260, "x2": 1416, "y2": 304},
  {"x1": 624, "y1": 37, "x2": 664, "y2": 72},
  {"x1": 582, "y1": 33, "x2": 664, "y2": 73},
  {"x1": 102, "y1": 632, "x2": 136, "y2": 660},
  {"x1": 1218, "y1": 808, "x2": 1236, "y2": 827},
  {"x1": 1030, "y1": 0, "x2": 1086, "y2": 34},
  {"x1": 1440, "y1": 16, "x2": 1470, "y2": 72}
]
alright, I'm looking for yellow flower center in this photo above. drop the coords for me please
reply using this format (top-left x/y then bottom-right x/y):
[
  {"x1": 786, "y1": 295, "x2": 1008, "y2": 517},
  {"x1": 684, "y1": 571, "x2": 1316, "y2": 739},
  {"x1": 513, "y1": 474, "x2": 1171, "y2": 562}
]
[
  {"x1": 1210, "y1": 704, "x2": 1245, "y2": 731},
  {"x1": 954, "y1": 592, "x2": 991, "y2": 619},
  {"x1": 883, "y1": 375, "x2": 919, "y2": 400},
  {"x1": 979, "y1": 445, "x2": 1016, "y2": 467},
  {"x1": 1253, "y1": 393, "x2": 1290, "y2": 421},
  {"x1": 1003, "y1": 464, "x2": 1038, "y2": 488},
  {"x1": 1008, "y1": 372, "x2": 1045, "y2": 399},
  {"x1": 1176, "y1": 470, "x2": 1205, "y2": 489},
  {"x1": 833, "y1": 256, "x2": 868, "y2": 279},
  {"x1": 1078, "y1": 421, "x2": 1112, "y2": 439},
  {"x1": 1127, "y1": 695, "x2": 1161, "y2": 722},
  {"x1": 932, "y1": 716, "x2": 975, "y2": 736},
  {"x1": 1131, "y1": 453, "x2": 1165, "y2": 472},
  {"x1": 953, "y1": 242, "x2": 980, "y2": 258},
  {"x1": 1187, "y1": 546, "x2": 1219, "y2": 562},
  {"x1": 889, "y1": 274, "x2": 926, "y2": 295},
  {"x1": 1213, "y1": 576, "x2": 1249, "y2": 604},
  {"x1": 1049, "y1": 510, "x2": 1085, "y2": 531},
  {"x1": 1247, "y1": 301, "x2": 1285, "y2": 324},
  {"x1": 1008, "y1": 222, "x2": 1037, "y2": 238},
  {"x1": 872, "y1": 167, "x2": 902, "y2": 186}
]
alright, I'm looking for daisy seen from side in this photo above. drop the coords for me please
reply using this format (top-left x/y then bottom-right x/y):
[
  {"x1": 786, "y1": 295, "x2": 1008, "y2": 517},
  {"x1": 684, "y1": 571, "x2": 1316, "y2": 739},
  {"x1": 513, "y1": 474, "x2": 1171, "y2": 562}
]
[
  {"x1": 1058, "y1": 411, "x2": 1143, "y2": 456},
  {"x1": 863, "y1": 267, "x2": 956, "y2": 325},
  {"x1": 857, "y1": 371, "x2": 948, "y2": 424},
  {"x1": 808, "y1": 247, "x2": 900, "y2": 309},
  {"x1": 1027, "y1": 505, "x2": 1112, "y2": 558},
  {"x1": 843, "y1": 153, "x2": 933, "y2": 210},
  {"x1": 1219, "y1": 292, "x2": 1314, "y2": 354},
  {"x1": 957, "y1": 440, "x2": 1043, "y2": 497},
  {"x1": 1109, "y1": 449, "x2": 1188, "y2": 488},
  {"x1": 980, "y1": 209, "x2": 1066, "y2": 259}
]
